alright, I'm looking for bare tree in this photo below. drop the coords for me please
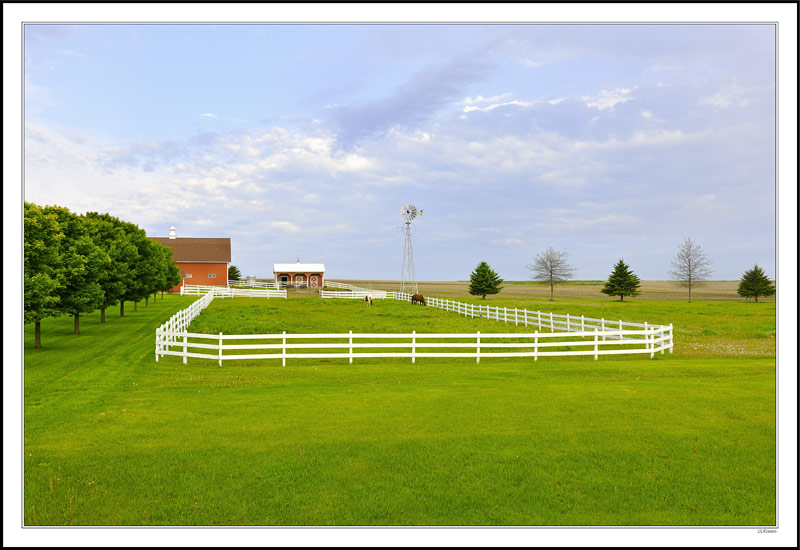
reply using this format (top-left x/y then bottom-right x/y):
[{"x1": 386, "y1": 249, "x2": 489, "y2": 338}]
[
  {"x1": 527, "y1": 247, "x2": 576, "y2": 300},
  {"x1": 668, "y1": 237, "x2": 713, "y2": 303}
]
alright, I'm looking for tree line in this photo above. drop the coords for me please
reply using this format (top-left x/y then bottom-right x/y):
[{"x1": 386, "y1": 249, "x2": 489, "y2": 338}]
[
  {"x1": 24, "y1": 202, "x2": 182, "y2": 348},
  {"x1": 467, "y1": 237, "x2": 775, "y2": 302}
]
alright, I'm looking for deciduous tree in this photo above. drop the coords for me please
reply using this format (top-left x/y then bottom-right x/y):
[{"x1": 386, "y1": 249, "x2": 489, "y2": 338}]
[
  {"x1": 527, "y1": 247, "x2": 576, "y2": 300},
  {"x1": 601, "y1": 259, "x2": 641, "y2": 301},
  {"x1": 468, "y1": 261, "x2": 504, "y2": 299},
  {"x1": 83, "y1": 212, "x2": 137, "y2": 322},
  {"x1": 43, "y1": 205, "x2": 109, "y2": 335},
  {"x1": 737, "y1": 264, "x2": 775, "y2": 302},
  {"x1": 116, "y1": 220, "x2": 146, "y2": 316},
  {"x1": 155, "y1": 244, "x2": 181, "y2": 298},
  {"x1": 24, "y1": 202, "x2": 65, "y2": 347},
  {"x1": 668, "y1": 237, "x2": 713, "y2": 303}
]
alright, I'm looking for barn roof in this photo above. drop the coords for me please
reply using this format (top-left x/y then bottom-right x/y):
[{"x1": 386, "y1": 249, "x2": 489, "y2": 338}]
[
  {"x1": 274, "y1": 263, "x2": 325, "y2": 272},
  {"x1": 150, "y1": 237, "x2": 231, "y2": 263}
]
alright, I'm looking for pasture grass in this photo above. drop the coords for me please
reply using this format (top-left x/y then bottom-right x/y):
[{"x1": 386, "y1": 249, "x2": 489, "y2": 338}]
[
  {"x1": 23, "y1": 292, "x2": 776, "y2": 526},
  {"x1": 189, "y1": 296, "x2": 775, "y2": 360}
]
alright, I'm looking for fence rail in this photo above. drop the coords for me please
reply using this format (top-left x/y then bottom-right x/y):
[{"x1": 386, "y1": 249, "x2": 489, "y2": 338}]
[
  {"x1": 319, "y1": 290, "x2": 388, "y2": 299},
  {"x1": 158, "y1": 286, "x2": 673, "y2": 365},
  {"x1": 386, "y1": 291, "x2": 672, "y2": 344},
  {"x1": 324, "y1": 280, "x2": 377, "y2": 293},
  {"x1": 156, "y1": 326, "x2": 670, "y2": 366},
  {"x1": 229, "y1": 280, "x2": 280, "y2": 289},
  {"x1": 181, "y1": 284, "x2": 287, "y2": 298}
]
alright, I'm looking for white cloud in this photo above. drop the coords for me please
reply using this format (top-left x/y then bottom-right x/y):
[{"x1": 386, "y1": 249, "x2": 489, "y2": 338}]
[
  {"x1": 519, "y1": 58, "x2": 546, "y2": 68},
  {"x1": 699, "y1": 81, "x2": 770, "y2": 109},
  {"x1": 269, "y1": 221, "x2": 301, "y2": 233},
  {"x1": 462, "y1": 93, "x2": 512, "y2": 105},
  {"x1": 582, "y1": 87, "x2": 636, "y2": 110},
  {"x1": 491, "y1": 237, "x2": 525, "y2": 247},
  {"x1": 199, "y1": 113, "x2": 218, "y2": 118}
]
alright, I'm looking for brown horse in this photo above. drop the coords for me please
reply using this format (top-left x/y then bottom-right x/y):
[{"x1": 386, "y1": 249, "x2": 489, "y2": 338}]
[{"x1": 411, "y1": 293, "x2": 426, "y2": 305}]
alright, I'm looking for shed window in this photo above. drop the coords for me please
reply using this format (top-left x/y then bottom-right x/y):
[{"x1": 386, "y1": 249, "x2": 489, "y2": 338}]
[
  {"x1": 208, "y1": 274, "x2": 216, "y2": 278},
  {"x1": 185, "y1": 274, "x2": 192, "y2": 278}
]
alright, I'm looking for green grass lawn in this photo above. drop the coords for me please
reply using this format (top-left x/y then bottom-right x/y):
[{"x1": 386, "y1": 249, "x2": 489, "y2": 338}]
[{"x1": 23, "y1": 294, "x2": 775, "y2": 525}]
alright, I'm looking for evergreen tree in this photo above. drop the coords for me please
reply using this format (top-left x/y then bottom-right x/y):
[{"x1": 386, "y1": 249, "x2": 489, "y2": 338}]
[
  {"x1": 24, "y1": 202, "x2": 65, "y2": 348},
  {"x1": 737, "y1": 264, "x2": 775, "y2": 302},
  {"x1": 601, "y1": 259, "x2": 641, "y2": 301},
  {"x1": 468, "y1": 261, "x2": 504, "y2": 299},
  {"x1": 228, "y1": 265, "x2": 242, "y2": 282}
]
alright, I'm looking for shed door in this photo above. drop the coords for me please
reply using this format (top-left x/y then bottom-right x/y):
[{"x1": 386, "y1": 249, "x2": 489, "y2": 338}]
[
  {"x1": 310, "y1": 275, "x2": 318, "y2": 288},
  {"x1": 295, "y1": 275, "x2": 304, "y2": 286}
]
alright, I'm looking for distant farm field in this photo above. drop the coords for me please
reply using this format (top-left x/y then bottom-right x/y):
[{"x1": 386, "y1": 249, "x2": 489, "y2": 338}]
[
  {"x1": 23, "y1": 287, "x2": 776, "y2": 526},
  {"x1": 337, "y1": 279, "x2": 771, "y2": 302}
]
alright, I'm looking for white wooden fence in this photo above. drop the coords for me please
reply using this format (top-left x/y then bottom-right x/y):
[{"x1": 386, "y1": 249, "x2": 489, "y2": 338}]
[
  {"x1": 181, "y1": 284, "x2": 287, "y2": 299},
  {"x1": 157, "y1": 286, "x2": 673, "y2": 365},
  {"x1": 322, "y1": 289, "x2": 673, "y2": 347},
  {"x1": 229, "y1": 280, "x2": 280, "y2": 289},
  {"x1": 156, "y1": 289, "x2": 216, "y2": 363},
  {"x1": 324, "y1": 280, "x2": 376, "y2": 292},
  {"x1": 156, "y1": 326, "x2": 670, "y2": 366},
  {"x1": 319, "y1": 290, "x2": 388, "y2": 299}
]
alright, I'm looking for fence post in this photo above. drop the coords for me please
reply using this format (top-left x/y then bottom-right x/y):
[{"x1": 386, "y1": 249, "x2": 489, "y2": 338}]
[
  {"x1": 504, "y1": 307, "x2": 508, "y2": 324},
  {"x1": 594, "y1": 328, "x2": 598, "y2": 360},
  {"x1": 538, "y1": 311, "x2": 542, "y2": 330},
  {"x1": 218, "y1": 332, "x2": 223, "y2": 366},
  {"x1": 349, "y1": 330, "x2": 353, "y2": 364},
  {"x1": 515, "y1": 308, "x2": 518, "y2": 326},
  {"x1": 524, "y1": 309, "x2": 528, "y2": 326},
  {"x1": 619, "y1": 319, "x2": 623, "y2": 341},
  {"x1": 566, "y1": 313, "x2": 570, "y2": 332},
  {"x1": 644, "y1": 322, "x2": 649, "y2": 357},
  {"x1": 534, "y1": 331, "x2": 538, "y2": 362},
  {"x1": 669, "y1": 323, "x2": 674, "y2": 353},
  {"x1": 282, "y1": 331, "x2": 286, "y2": 367},
  {"x1": 550, "y1": 312, "x2": 554, "y2": 332},
  {"x1": 581, "y1": 315, "x2": 585, "y2": 332},
  {"x1": 476, "y1": 331, "x2": 480, "y2": 364},
  {"x1": 601, "y1": 318, "x2": 606, "y2": 341},
  {"x1": 183, "y1": 331, "x2": 188, "y2": 365},
  {"x1": 412, "y1": 330, "x2": 416, "y2": 364},
  {"x1": 155, "y1": 329, "x2": 160, "y2": 362}
]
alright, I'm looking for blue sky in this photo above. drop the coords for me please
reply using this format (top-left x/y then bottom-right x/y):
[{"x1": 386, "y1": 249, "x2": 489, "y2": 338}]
[{"x1": 23, "y1": 23, "x2": 777, "y2": 281}]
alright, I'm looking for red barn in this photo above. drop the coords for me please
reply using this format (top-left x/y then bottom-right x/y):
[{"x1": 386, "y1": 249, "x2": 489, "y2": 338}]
[{"x1": 150, "y1": 226, "x2": 231, "y2": 292}]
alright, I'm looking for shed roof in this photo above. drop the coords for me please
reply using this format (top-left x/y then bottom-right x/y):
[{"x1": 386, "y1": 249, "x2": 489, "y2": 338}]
[
  {"x1": 274, "y1": 263, "x2": 325, "y2": 273},
  {"x1": 150, "y1": 237, "x2": 231, "y2": 263}
]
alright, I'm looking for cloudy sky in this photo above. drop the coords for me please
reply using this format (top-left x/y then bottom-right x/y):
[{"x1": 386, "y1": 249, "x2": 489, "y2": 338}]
[{"x1": 23, "y1": 23, "x2": 777, "y2": 280}]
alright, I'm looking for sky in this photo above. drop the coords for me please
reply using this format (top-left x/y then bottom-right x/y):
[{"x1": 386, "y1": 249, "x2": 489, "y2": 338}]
[{"x1": 22, "y1": 23, "x2": 778, "y2": 281}]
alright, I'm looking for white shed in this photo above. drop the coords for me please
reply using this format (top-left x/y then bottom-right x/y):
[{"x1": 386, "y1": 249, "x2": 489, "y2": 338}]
[{"x1": 273, "y1": 261, "x2": 326, "y2": 288}]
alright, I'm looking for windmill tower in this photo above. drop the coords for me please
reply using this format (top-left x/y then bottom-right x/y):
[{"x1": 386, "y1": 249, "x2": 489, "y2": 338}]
[{"x1": 400, "y1": 204, "x2": 423, "y2": 294}]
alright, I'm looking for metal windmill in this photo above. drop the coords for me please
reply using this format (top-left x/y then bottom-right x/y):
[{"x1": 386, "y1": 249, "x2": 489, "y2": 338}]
[{"x1": 400, "y1": 203, "x2": 423, "y2": 294}]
